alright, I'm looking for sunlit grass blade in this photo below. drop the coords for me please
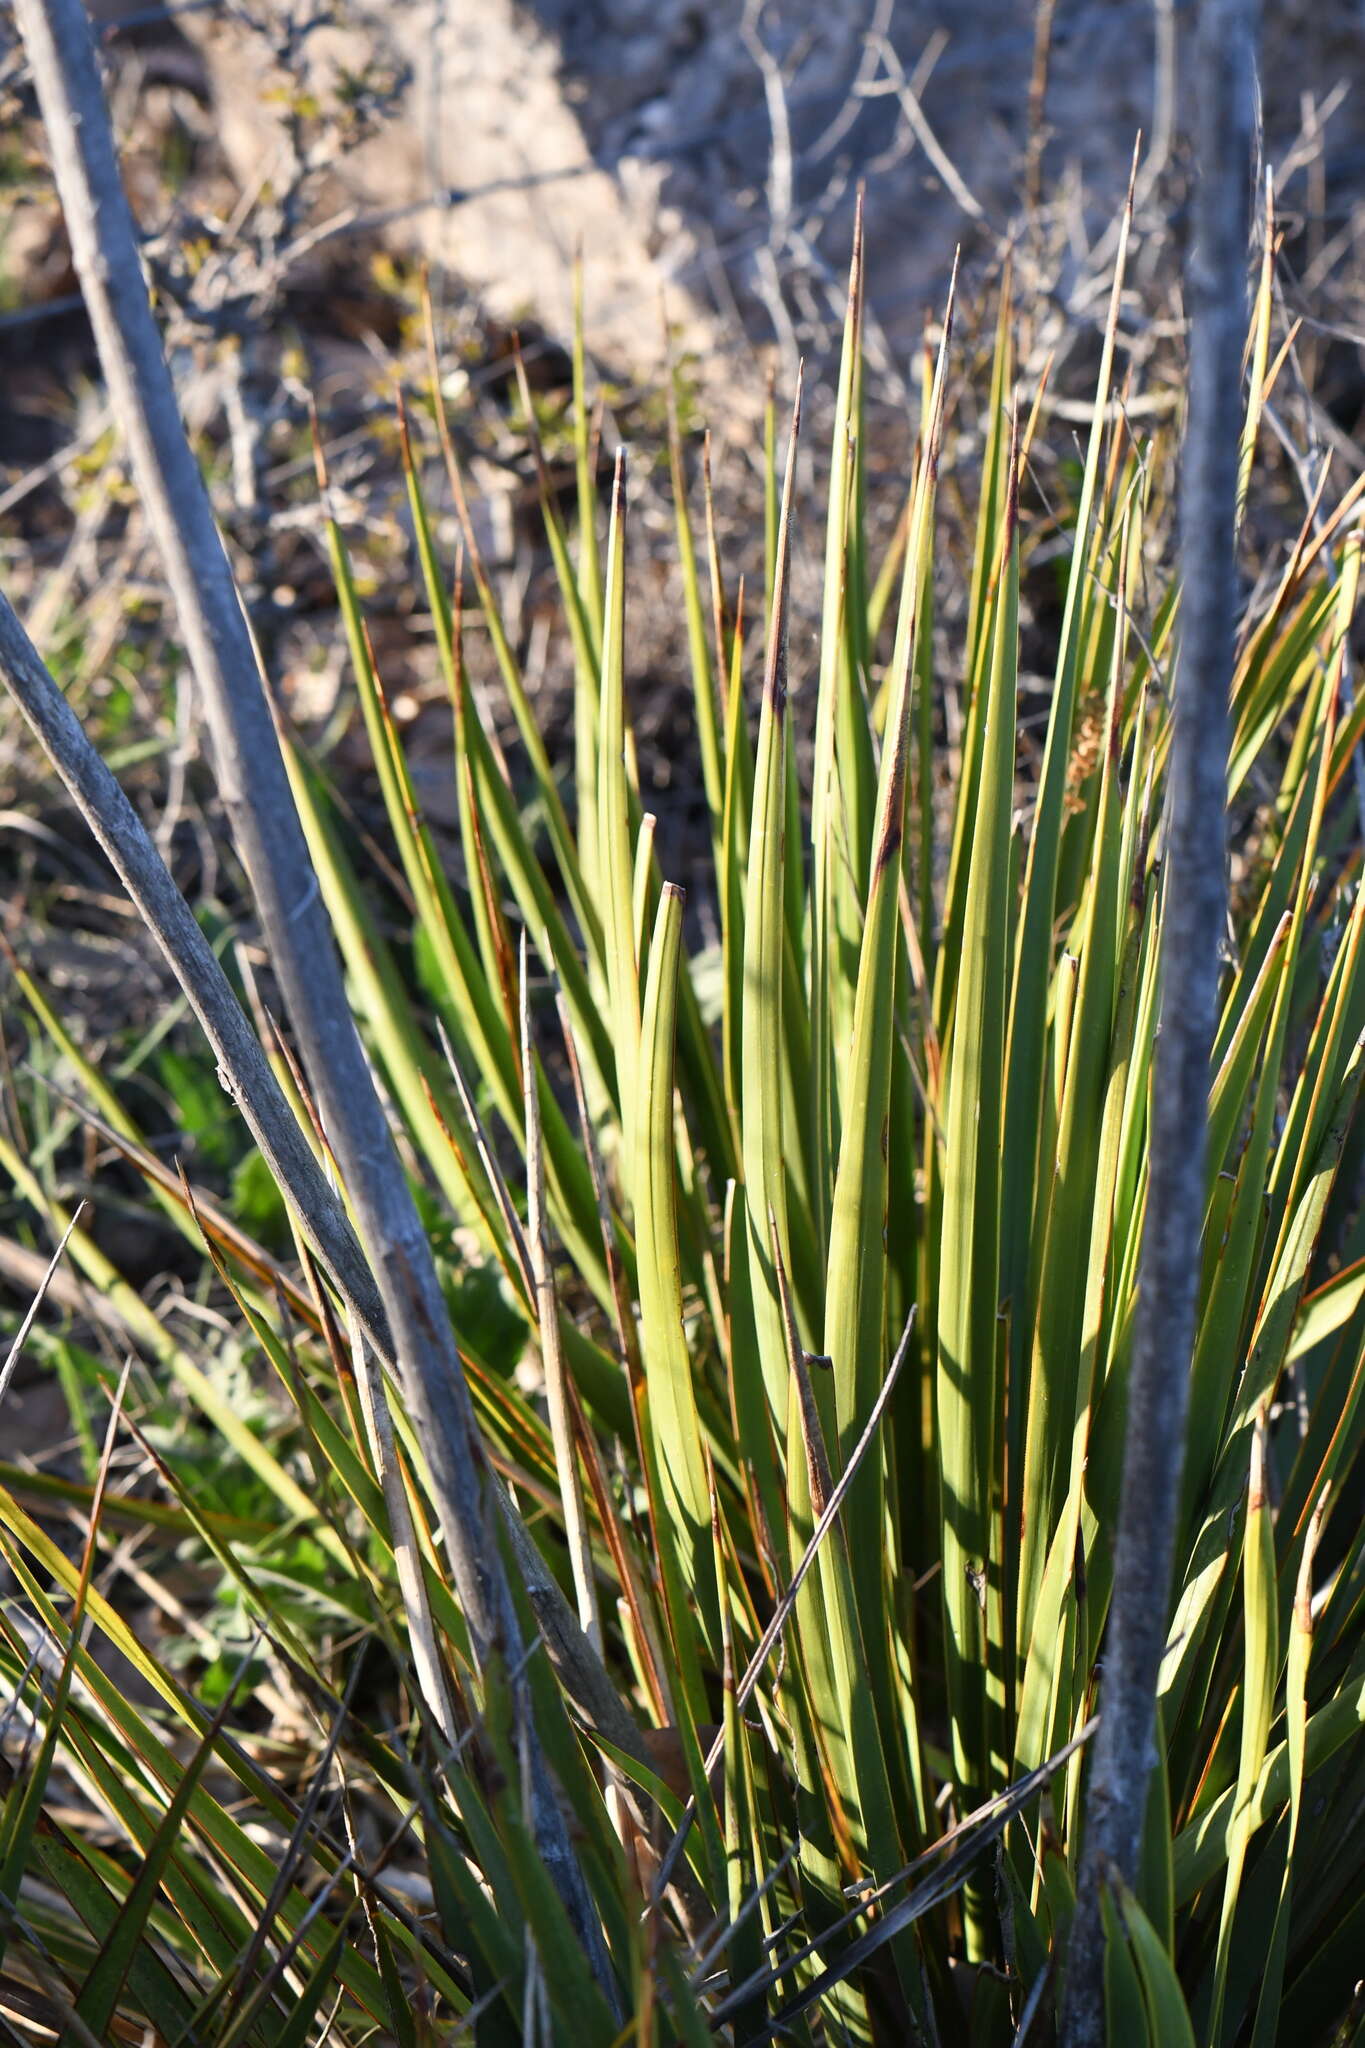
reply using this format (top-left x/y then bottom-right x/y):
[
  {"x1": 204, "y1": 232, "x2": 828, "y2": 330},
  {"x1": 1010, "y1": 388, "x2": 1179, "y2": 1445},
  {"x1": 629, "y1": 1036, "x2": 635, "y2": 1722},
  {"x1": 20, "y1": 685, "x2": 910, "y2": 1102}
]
[
  {"x1": 667, "y1": 372, "x2": 725, "y2": 863},
  {"x1": 772, "y1": 1220, "x2": 913, "y2": 2017},
  {"x1": 809, "y1": 202, "x2": 875, "y2": 1236},
  {"x1": 418, "y1": 306, "x2": 602, "y2": 965},
  {"x1": 1166, "y1": 1031, "x2": 1363, "y2": 1725},
  {"x1": 1205, "y1": 1404, "x2": 1278, "y2": 2045},
  {"x1": 821, "y1": 266, "x2": 951, "y2": 1836},
  {"x1": 572, "y1": 256, "x2": 605, "y2": 655},
  {"x1": 741, "y1": 371, "x2": 803, "y2": 1438},
  {"x1": 1184, "y1": 537, "x2": 1360, "y2": 1541},
  {"x1": 597, "y1": 450, "x2": 643, "y2": 1194},
  {"x1": 934, "y1": 263, "x2": 1016, "y2": 1046},
  {"x1": 400, "y1": 424, "x2": 613, "y2": 1085},
  {"x1": 1236, "y1": 169, "x2": 1277, "y2": 535},
  {"x1": 1250, "y1": 1487, "x2": 1326, "y2": 2047},
  {"x1": 635, "y1": 883, "x2": 720, "y2": 1654},
  {"x1": 936, "y1": 413, "x2": 1019, "y2": 1899},
  {"x1": 1001, "y1": 148, "x2": 1137, "y2": 1372},
  {"x1": 720, "y1": 584, "x2": 753, "y2": 1131},
  {"x1": 317, "y1": 475, "x2": 611, "y2": 1258},
  {"x1": 1017, "y1": 527, "x2": 1131, "y2": 1662},
  {"x1": 1014, "y1": 794, "x2": 1150, "y2": 1786}
]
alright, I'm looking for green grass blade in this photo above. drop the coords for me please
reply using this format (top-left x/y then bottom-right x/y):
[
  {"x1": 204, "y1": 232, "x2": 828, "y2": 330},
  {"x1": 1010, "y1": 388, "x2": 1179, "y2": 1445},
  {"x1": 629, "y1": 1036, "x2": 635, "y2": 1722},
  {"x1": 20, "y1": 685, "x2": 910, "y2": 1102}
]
[
  {"x1": 741, "y1": 373, "x2": 803, "y2": 1434},
  {"x1": 1001, "y1": 160, "x2": 1136, "y2": 1372},
  {"x1": 598, "y1": 451, "x2": 642, "y2": 1188},
  {"x1": 1206, "y1": 1405, "x2": 1279, "y2": 2045},
  {"x1": 1250, "y1": 1487, "x2": 1326, "y2": 2047},
  {"x1": 936, "y1": 417, "x2": 1019, "y2": 1860},
  {"x1": 1016, "y1": 535, "x2": 1130, "y2": 1660},
  {"x1": 635, "y1": 883, "x2": 719, "y2": 1651},
  {"x1": 668, "y1": 382, "x2": 725, "y2": 858},
  {"x1": 809, "y1": 207, "x2": 874, "y2": 1236},
  {"x1": 822, "y1": 276, "x2": 950, "y2": 1802}
]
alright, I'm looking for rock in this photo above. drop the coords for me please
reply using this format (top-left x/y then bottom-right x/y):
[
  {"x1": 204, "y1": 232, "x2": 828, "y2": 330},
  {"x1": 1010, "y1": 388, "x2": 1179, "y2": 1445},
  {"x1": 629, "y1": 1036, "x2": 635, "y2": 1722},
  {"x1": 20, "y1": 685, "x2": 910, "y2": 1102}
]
[
  {"x1": 149, "y1": 1, "x2": 1155, "y2": 394},
  {"x1": 173, "y1": 0, "x2": 736, "y2": 393},
  {"x1": 81, "y1": 1, "x2": 1365, "y2": 405}
]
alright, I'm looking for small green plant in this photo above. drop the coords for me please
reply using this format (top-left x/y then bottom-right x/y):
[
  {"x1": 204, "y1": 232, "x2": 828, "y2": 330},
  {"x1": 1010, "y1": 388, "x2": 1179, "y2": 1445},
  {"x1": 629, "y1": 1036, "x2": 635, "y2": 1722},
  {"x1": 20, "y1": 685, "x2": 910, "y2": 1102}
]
[{"x1": 3, "y1": 207, "x2": 1364, "y2": 2048}]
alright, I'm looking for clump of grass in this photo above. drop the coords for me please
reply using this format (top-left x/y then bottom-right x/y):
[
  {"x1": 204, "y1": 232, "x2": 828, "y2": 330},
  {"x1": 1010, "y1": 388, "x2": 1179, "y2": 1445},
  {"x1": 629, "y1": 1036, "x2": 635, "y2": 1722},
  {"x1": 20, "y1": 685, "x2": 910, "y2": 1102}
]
[{"x1": 3, "y1": 174, "x2": 1365, "y2": 2048}]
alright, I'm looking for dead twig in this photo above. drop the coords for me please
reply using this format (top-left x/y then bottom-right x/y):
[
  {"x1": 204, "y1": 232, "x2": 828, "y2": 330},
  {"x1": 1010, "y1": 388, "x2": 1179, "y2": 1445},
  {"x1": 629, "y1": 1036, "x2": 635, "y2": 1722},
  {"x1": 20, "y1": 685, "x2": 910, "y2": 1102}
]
[
  {"x1": 8, "y1": 0, "x2": 619, "y2": 1998},
  {"x1": 1062, "y1": 3, "x2": 1255, "y2": 2039}
]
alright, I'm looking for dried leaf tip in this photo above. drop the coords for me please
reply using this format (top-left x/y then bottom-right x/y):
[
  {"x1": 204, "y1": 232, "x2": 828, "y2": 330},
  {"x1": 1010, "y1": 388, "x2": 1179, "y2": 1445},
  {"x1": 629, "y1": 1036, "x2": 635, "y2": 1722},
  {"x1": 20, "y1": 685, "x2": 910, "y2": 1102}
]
[
  {"x1": 1294, "y1": 1487, "x2": 1328, "y2": 1634},
  {"x1": 1248, "y1": 1403, "x2": 1270, "y2": 1515},
  {"x1": 393, "y1": 386, "x2": 415, "y2": 473},
  {"x1": 762, "y1": 365, "x2": 803, "y2": 718},
  {"x1": 307, "y1": 398, "x2": 328, "y2": 493},
  {"x1": 924, "y1": 250, "x2": 961, "y2": 483},
  {"x1": 943, "y1": 245, "x2": 961, "y2": 337},
  {"x1": 1108, "y1": 522, "x2": 1130, "y2": 770},
  {"x1": 1003, "y1": 405, "x2": 1022, "y2": 548}
]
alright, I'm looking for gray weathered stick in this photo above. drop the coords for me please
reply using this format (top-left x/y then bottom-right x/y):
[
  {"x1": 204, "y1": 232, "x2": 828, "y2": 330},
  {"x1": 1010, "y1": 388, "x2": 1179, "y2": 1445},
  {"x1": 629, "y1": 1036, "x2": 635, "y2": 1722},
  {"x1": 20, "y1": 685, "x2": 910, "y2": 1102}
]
[
  {"x1": 1061, "y1": 2, "x2": 1255, "y2": 2040},
  {"x1": 12, "y1": 0, "x2": 615, "y2": 1994},
  {"x1": 0, "y1": 509, "x2": 653, "y2": 1784},
  {"x1": 0, "y1": 595, "x2": 394, "y2": 1353}
]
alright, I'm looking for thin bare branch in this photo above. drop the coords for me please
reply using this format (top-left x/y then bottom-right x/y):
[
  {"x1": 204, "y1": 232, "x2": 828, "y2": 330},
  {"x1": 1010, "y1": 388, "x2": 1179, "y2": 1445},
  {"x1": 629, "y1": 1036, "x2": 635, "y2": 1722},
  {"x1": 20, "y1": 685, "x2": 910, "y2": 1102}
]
[
  {"x1": 1062, "y1": 4, "x2": 1255, "y2": 2039},
  {"x1": 10, "y1": 0, "x2": 616, "y2": 1993},
  {"x1": 0, "y1": 1203, "x2": 84, "y2": 1405},
  {"x1": 0, "y1": 596, "x2": 389, "y2": 1350}
]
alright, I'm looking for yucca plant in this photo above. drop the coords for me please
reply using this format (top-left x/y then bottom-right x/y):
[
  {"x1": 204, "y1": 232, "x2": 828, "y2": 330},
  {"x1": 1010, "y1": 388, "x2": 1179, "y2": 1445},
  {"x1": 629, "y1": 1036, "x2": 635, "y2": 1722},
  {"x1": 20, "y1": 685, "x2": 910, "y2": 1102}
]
[{"x1": 3, "y1": 1, "x2": 1365, "y2": 2041}]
